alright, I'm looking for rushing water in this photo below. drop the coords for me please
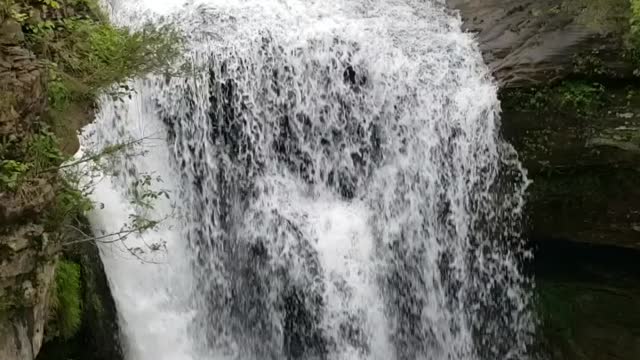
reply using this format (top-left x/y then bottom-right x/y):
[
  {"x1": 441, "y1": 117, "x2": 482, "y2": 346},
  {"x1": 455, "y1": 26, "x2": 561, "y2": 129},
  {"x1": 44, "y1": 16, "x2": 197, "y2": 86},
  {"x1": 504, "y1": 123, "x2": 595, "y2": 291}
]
[{"x1": 82, "y1": 0, "x2": 535, "y2": 359}]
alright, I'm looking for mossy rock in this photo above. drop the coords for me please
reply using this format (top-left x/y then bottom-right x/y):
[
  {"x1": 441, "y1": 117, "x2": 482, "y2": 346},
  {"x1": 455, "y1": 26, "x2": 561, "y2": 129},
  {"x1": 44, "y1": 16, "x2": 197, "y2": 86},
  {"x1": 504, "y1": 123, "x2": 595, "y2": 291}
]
[
  {"x1": 501, "y1": 83, "x2": 640, "y2": 248},
  {"x1": 39, "y1": 220, "x2": 123, "y2": 360}
]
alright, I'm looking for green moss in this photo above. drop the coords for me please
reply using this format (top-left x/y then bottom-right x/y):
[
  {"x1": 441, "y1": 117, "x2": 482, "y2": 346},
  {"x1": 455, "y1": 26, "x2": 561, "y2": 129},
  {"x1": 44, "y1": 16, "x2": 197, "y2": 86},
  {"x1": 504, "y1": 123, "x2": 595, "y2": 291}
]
[
  {"x1": 52, "y1": 260, "x2": 83, "y2": 340},
  {"x1": 501, "y1": 80, "x2": 606, "y2": 117},
  {"x1": 628, "y1": 0, "x2": 640, "y2": 71},
  {"x1": 556, "y1": 81, "x2": 605, "y2": 113},
  {"x1": 631, "y1": 0, "x2": 640, "y2": 38},
  {"x1": 568, "y1": 0, "x2": 628, "y2": 32}
]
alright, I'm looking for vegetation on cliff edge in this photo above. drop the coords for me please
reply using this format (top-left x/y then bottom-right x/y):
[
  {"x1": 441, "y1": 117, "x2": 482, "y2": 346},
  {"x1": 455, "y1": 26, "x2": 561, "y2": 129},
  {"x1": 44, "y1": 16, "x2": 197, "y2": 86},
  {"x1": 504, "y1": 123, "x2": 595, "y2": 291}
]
[
  {"x1": 1, "y1": 0, "x2": 180, "y2": 344},
  {"x1": 50, "y1": 260, "x2": 82, "y2": 340}
]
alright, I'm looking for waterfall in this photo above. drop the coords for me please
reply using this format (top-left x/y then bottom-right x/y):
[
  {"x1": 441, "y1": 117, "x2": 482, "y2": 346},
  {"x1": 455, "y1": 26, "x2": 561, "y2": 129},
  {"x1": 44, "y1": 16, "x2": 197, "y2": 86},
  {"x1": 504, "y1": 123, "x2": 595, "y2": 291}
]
[{"x1": 82, "y1": 0, "x2": 535, "y2": 359}]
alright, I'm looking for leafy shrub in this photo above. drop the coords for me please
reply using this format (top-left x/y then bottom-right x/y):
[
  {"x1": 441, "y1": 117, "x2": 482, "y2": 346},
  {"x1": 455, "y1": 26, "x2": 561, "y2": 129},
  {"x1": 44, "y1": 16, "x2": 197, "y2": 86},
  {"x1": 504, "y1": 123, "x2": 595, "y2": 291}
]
[
  {"x1": 26, "y1": 131, "x2": 65, "y2": 172},
  {"x1": 47, "y1": 69, "x2": 72, "y2": 110},
  {"x1": 47, "y1": 178, "x2": 94, "y2": 229},
  {"x1": 79, "y1": 22, "x2": 180, "y2": 88},
  {"x1": 52, "y1": 260, "x2": 83, "y2": 339},
  {"x1": 37, "y1": 18, "x2": 181, "y2": 102},
  {"x1": 10, "y1": 0, "x2": 181, "y2": 108},
  {"x1": 0, "y1": 0, "x2": 27, "y2": 22},
  {"x1": 0, "y1": 160, "x2": 30, "y2": 190}
]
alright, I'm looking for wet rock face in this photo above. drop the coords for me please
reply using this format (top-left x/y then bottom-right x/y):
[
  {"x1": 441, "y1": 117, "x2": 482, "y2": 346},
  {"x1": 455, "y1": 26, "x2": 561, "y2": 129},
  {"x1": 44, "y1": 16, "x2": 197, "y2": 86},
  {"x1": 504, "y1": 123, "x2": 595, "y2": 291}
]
[
  {"x1": 535, "y1": 240, "x2": 640, "y2": 360},
  {"x1": 501, "y1": 86, "x2": 640, "y2": 249},
  {"x1": 448, "y1": 0, "x2": 634, "y2": 87},
  {"x1": 448, "y1": 0, "x2": 640, "y2": 248}
]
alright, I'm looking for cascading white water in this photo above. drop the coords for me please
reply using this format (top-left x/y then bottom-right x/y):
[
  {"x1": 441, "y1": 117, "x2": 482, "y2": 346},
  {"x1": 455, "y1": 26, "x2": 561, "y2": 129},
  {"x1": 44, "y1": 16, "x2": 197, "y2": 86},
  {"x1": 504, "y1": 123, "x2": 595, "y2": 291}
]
[{"x1": 82, "y1": 0, "x2": 535, "y2": 359}]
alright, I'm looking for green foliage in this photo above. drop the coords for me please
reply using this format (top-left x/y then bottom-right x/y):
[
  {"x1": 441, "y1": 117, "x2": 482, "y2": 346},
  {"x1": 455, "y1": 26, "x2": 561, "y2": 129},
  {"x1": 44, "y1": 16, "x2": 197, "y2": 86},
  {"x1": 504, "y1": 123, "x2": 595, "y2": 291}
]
[
  {"x1": 47, "y1": 70, "x2": 72, "y2": 110},
  {"x1": 81, "y1": 22, "x2": 180, "y2": 88},
  {"x1": 47, "y1": 179, "x2": 93, "y2": 230},
  {"x1": 1, "y1": 0, "x2": 27, "y2": 23},
  {"x1": 7, "y1": 0, "x2": 181, "y2": 108},
  {"x1": 501, "y1": 87, "x2": 550, "y2": 112},
  {"x1": 40, "y1": 0, "x2": 60, "y2": 9},
  {"x1": 52, "y1": 260, "x2": 83, "y2": 339},
  {"x1": 501, "y1": 80, "x2": 605, "y2": 117},
  {"x1": 556, "y1": 81, "x2": 605, "y2": 112},
  {"x1": 0, "y1": 160, "x2": 30, "y2": 190},
  {"x1": 26, "y1": 16, "x2": 181, "y2": 102},
  {"x1": 2, "y1": 0, "x2": 177, "y2": 256},
  {"x1": 0, "y1": 130, "x2": 64, "y2": 192},
  {"x1": 26, "y1": 131, "x2": 65, "y2": 171},
  {"x1": 130, "y1": 173, "x2": 170, "y2": 210}
]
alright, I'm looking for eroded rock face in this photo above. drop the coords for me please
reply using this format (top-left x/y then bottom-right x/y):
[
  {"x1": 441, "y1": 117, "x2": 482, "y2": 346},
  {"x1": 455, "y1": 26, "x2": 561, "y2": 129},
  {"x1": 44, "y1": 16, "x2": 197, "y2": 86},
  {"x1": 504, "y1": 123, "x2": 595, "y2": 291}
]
[
  {"x1": 0, "y1": 226, "x2": 57, "y2": 360},
  {"x1": 447, "y1": 0, "x2": 640, "y2": 248},
  {"x1": 0, "y1": 16, "x2": 59, "y2": 360},
  {"x1": 0, "y1": 19, "x2": 45, "y2": 136},
  {"x1": 36, "y1": 235, "x2": 125, "y2": 360},
  {"x1": 448, "y1": 0, "x2": 635, "y2": 87},
  {"x1": 502, "y1": 87, "x2": 640, "y2": 249}
]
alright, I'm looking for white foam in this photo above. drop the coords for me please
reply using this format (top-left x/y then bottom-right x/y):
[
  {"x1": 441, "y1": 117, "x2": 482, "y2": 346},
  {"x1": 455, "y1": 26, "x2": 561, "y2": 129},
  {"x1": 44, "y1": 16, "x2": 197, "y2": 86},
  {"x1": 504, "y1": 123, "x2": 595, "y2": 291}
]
[{"x1": 82, "y1": 0, "x2": 535, "y2": 359}]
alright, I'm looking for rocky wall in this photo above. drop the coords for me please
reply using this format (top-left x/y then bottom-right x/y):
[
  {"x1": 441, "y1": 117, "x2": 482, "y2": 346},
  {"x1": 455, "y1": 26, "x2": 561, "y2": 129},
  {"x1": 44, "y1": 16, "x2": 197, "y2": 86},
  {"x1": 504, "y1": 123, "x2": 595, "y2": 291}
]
[
  {"x1": 449, "y1": 0, "x2": 640, "y2": 248},
  {"x1": 448, "y1": 0, "x2": 635, "y2": 87},
  {"x1": 0, "y1": 16, "x2": 60, "y2": 360}
]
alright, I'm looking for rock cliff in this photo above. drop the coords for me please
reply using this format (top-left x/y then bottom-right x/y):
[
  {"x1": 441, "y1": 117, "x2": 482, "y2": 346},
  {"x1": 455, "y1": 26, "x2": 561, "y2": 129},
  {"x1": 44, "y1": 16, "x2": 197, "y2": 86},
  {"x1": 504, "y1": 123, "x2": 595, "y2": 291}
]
[
  {"x1": 448, "y1": 3, "x2": 640, "y2": 358},
  {"x1": 0, "y1": 17, "x2": 60, "y2": 360},
  {"x1": 450, "y1": 0, "x2": 640, "y2": 249},
  {"x1": 0, "y1": 3, "x2": 123, "y2": 359},
  {"x1": 448, "y1": 0, "x2": 636, "y2": 87}
]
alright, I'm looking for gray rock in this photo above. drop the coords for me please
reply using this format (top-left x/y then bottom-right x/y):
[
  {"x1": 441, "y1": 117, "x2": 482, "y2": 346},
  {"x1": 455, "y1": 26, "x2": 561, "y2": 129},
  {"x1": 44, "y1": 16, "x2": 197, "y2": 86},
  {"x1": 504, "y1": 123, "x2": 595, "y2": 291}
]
[
  {"x1": 448, "y1": 0, "x2": 635, "y2": 87},
  {"x1": 0, "y1": 261, "x2": 56, "y2": 360},
  {"x1": 0, "y1": 20, "x2": 25, "y2": 45},
  {"x1": 1, "y1": 224, "x2": 45, "y2": 252},
  {"x1": 0, "y1": 249, "x2": 37, "y2": 278}
]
